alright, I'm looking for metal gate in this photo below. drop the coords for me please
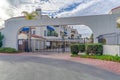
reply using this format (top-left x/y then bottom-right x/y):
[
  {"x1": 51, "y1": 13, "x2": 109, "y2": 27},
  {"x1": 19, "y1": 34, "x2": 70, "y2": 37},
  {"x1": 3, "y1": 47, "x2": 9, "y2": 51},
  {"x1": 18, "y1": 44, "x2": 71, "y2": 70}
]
[{"x1": 18, "y1": 38, "x2": 85, "y2": 53}]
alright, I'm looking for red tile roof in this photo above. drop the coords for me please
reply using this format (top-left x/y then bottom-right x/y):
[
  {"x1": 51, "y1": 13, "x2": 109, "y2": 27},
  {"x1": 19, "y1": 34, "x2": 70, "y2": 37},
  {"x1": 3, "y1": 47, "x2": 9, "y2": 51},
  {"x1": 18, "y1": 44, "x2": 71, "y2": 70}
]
[
  {"x1": 31, "y1": 34, "x2": 46, "y2": 40},
  {"x1": 19, "y1": 32, "x2": 46, "y2": 40}
]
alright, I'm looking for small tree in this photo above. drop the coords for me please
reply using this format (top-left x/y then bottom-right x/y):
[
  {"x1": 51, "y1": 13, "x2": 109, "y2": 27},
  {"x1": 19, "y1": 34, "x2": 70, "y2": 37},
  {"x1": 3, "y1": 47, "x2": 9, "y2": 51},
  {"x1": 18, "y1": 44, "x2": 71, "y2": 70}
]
[
  {"x1": 0, "y1": 32, "x2": 4, "y2": 47},
  {"x1": 116, "y1": 17, "x2": 120, "y2": 28},
  {"x1": 117, "y1": 22, "x2": 120, "y2": 28},
  {"x1": 89, "y1": 33, "x2": 94, "y2": 43}
]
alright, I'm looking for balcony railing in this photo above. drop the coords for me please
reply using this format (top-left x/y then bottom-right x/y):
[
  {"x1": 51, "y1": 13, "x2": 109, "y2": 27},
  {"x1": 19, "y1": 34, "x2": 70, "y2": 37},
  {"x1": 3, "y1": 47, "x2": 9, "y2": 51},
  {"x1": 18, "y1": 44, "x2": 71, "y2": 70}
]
[{"x1": 47, "y1": 31, "x2": 58, "y2": 37}]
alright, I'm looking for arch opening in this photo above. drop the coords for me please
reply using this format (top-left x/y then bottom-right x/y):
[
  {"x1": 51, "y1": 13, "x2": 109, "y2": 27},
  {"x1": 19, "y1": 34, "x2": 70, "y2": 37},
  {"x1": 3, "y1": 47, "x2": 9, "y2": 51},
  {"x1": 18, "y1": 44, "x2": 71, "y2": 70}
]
[
  {"x1": 68, "y1": 25, "x2": 93, "y2": 43},
  {"x1": 17, "y1": 26, "x2": 47, "y2": 52},
  {"x1": 3, "y1": 13, "x2": 120, "y2": 51},
  {"x1": 17, "y1": 24, "x2": 94, "y2": 52}
]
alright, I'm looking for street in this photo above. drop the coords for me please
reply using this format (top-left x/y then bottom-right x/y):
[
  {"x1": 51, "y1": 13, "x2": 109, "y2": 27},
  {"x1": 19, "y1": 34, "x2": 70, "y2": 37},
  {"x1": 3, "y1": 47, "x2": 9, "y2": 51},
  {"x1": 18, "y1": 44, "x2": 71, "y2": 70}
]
[{"x1": 0, "y1": 55, "x2": 119, "y2": 80}]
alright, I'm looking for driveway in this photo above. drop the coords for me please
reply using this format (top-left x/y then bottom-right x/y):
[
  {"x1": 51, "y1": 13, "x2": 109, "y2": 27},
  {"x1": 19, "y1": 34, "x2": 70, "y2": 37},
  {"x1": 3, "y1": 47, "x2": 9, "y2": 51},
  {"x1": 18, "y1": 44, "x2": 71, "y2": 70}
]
[{"x1": 0, "y1": 54, "x2": 120, "y2": 80}]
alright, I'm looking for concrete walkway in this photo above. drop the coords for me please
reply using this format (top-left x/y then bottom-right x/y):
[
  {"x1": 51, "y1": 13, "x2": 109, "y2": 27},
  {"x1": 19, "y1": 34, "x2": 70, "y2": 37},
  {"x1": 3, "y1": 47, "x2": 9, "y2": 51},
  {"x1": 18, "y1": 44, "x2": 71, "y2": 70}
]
[{"x1": 0, "y1": 52, "x2": 120, "y2": 75}]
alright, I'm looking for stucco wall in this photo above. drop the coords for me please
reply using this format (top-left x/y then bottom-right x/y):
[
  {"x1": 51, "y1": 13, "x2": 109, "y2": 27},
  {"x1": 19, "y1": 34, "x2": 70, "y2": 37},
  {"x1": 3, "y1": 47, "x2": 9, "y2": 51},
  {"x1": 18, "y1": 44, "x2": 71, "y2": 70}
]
[
  {"x1": 103, "y1": 45, "x2": 120, "y2": 56},
  {"x1": 3, "y1": 14, "x2": 120, "y2": 50}
]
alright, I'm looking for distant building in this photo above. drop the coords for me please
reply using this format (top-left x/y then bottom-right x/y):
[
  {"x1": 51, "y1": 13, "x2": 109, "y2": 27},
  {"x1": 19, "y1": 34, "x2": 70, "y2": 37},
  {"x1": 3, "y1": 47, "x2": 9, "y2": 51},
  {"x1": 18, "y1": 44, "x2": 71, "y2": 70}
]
[
  {"x1": 18, "y1": 23, "x2": 82, "y2": 52},
  {"x1": 109, "y1": 6, "x2": 120, "y2": 14}
]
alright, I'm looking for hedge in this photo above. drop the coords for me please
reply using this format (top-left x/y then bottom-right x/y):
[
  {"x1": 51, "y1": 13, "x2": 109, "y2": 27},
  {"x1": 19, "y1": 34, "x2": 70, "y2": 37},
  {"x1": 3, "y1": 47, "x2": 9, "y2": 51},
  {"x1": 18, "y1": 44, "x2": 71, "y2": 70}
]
[
  {"x1": 86, "y1": 43, "x2": 103, "y2": 55},
  {"x1": 70, "y1": 43, "x2": 103, "y2": 56},
  {"x1": 0, "y1": 47, "x2": 18, "y2": 53},
  {"x1": 70, "y1": 44, "x2": 86, "y2": 55},
  {"x1": 78, "y1": 44, "x2": 85, "y2": 52},
  {"x1": 70, "y1": 44, "x2": 79, "y2": 55}
]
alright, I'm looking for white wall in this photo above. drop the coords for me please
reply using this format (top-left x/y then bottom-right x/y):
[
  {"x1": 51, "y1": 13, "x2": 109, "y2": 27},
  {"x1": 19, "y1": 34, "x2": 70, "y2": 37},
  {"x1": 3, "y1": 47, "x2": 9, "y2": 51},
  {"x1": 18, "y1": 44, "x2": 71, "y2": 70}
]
[
  {"x1": 103, "y1": 45, "x2": 120, "y2": 56},
  {"x1": 3, "y1": 14, "x2": 120, "y2": 50}
]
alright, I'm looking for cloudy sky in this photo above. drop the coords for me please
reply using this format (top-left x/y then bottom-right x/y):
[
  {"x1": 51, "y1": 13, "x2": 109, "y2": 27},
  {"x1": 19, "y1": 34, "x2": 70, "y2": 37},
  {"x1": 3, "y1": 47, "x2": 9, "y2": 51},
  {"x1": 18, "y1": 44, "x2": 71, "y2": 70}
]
[{"x1": 0, "y1": 0, "x2": 120, "y2": 37}]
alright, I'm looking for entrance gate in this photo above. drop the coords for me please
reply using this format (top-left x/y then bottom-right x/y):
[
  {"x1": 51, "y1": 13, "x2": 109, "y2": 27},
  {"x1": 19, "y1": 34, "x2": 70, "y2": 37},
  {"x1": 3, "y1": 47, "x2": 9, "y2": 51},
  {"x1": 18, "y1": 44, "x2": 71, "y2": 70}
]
[{"x1": 18, "y1": 38, "x2": 86, "y2": 53}]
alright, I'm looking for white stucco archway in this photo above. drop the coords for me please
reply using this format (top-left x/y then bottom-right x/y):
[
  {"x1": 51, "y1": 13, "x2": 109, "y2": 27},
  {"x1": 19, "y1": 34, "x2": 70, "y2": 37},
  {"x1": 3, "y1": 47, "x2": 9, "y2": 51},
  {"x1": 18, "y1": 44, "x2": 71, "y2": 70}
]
[
  {"x1": 3, "y1": 14, "x2": 120, "y2": 50},
  {"x1": 68, "y1": 25, "x2": 93, "y2": 38}
]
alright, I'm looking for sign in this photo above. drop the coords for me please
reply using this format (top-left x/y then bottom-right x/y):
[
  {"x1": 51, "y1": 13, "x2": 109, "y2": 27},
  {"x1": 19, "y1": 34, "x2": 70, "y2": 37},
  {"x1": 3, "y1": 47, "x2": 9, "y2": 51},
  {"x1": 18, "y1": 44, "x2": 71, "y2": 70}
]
[
  {"x1": 18, "y1": 40, "x2": 23, "y2": 45},
  {"x1": 46, "y1": 42, "x2": 50, "y2": 46}
]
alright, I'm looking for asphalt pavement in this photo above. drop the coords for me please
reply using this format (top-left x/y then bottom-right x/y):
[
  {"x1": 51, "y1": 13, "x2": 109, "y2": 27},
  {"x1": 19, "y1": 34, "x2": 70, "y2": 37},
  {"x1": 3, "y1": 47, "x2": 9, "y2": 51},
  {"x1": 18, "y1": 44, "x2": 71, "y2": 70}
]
[{"x1": 0, "y1": 55, "x2": 120, "y2": 80}]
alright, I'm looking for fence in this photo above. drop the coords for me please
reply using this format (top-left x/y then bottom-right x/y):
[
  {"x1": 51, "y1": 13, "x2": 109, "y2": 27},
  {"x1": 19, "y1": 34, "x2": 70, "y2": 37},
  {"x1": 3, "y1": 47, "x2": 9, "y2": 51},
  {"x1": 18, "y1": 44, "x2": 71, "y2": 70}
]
[{"x1": 18, "y1": 38, "x2": 86, "y2": 53}]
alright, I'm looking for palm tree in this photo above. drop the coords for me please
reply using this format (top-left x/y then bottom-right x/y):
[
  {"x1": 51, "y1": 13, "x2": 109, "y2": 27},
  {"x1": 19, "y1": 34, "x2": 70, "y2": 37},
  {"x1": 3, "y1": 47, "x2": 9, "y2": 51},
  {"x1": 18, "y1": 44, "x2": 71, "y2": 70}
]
[
  {"x1": 22, "y1": 11, "x2": 38, "y2": 20},
  {"x1": 22, "y1": 11, "x2": 38, "y2": 52},
  {"x1": 116, "y1": 17, "x2": 120, "y2": 28},
  {"x1": 117, "y1": 23, "x2": 120, "y2": 28}
]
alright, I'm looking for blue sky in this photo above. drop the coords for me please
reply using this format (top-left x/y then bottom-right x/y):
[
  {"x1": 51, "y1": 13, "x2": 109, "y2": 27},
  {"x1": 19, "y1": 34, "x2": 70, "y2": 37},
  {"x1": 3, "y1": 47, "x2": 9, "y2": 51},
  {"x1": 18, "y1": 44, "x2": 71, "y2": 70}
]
[{"x1": 1, "y1": 0, "x2": 120, "y2": 37}]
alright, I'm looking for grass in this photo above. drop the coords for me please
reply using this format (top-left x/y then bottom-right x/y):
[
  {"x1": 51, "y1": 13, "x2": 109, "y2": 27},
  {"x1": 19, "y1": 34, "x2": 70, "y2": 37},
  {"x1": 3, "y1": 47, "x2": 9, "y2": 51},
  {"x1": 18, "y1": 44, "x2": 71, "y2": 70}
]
[
  {"x1": 0, "y1": 47, "x2": 19, "y2": 53},
  {"x1": 71, "y1": 54, "x2": 120, "y2": 62}
]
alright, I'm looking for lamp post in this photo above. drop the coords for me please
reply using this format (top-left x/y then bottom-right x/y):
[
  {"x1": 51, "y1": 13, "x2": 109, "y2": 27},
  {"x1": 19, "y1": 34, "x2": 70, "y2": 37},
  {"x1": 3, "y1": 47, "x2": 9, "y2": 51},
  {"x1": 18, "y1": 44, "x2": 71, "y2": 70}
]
[
  {"x1": 62, "y1": 25, "x2": 66, "y2": 53},
  {"x1": 28, "y1": 26, "x2": 32, "y2": 52}
]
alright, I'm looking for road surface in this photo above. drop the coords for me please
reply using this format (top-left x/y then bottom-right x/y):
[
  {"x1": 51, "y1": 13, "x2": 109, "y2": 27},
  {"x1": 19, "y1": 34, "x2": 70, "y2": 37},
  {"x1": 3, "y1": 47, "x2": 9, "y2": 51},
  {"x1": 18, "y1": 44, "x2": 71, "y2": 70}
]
[{"x1": 0, "y1": 55, "x2": 120, "y2": 80}]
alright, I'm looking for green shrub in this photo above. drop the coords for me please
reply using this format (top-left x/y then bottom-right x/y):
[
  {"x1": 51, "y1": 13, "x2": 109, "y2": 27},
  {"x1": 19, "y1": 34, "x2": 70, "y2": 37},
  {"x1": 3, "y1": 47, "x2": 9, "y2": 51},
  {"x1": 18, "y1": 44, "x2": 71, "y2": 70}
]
[
  {"x1": 78, "y1": 44, "x2": 85, "y2": 52},
  {"x1": 70, "y1": 44, "x2": 79, "y2": 55},
  {"x1": 0, "y1": 47, "x2": 18, "y2": 53},
  {"x1": 99, "y1": 38, "x2": 106, "y2": 44},
  {"x1": 102, "y1": 39, "x2": 106, "y2": 44},
  {"x1": 86, "y1": 43, "x2": 103, "y2": 55},
  {"x1": 0, "y1": 32, "x2": 4, "y2": 47},
  {"x1": 78, "y1": 55, "x2": 120, "y2": 62}
]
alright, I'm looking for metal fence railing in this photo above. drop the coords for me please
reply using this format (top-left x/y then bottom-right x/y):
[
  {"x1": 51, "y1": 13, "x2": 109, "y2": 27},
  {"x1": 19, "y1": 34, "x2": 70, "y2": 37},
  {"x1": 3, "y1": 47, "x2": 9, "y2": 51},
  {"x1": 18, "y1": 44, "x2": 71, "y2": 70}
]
[{"x1": 18, "y1": 38, "x2": 87, "y2": 53}]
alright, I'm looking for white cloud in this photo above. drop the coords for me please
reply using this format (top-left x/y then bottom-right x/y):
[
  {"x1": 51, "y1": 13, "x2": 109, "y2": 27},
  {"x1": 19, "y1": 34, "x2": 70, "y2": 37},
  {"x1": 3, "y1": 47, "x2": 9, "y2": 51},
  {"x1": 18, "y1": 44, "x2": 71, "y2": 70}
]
[
  {"x1": 0, "y1": 0, "x2": 13, "y2": 27},
  {"x1": 40, "y1": 0, "x2": 82, "y2": 11},
  {"x1": 56, "y1": 0, "x2": 101, "y2": 17},
  {"x1": 0, "y1": 0, "x2": 11, "y2": 19},
  {"x1": 56, "y1": 0, "x2": 120, "y2": 17},
  {"x1": 1, "y1": 0, "x2": 120, "y2": 30}
]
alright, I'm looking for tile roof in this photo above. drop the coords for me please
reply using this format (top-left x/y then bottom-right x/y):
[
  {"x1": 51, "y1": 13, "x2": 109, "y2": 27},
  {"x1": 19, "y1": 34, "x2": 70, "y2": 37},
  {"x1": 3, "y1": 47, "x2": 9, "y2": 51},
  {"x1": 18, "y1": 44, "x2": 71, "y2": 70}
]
[{"x1": 31, "y1": 34, "x2": 46, "y2": 40}]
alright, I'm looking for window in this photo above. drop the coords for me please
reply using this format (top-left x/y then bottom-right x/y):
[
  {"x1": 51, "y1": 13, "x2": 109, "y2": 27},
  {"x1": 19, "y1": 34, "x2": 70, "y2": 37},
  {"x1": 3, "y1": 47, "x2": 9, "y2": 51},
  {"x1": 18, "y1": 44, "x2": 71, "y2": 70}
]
[
  {"x1": 33, "y1": 30, "x2": 35, "y2": 34},
  {"x1": 65, "y1": 28, "x2": 67, "y2": 31},
  {"x1": 47, "y1": 30, "x2": 58, "y2": 37},
  {"x1": 44, "y1": 30, "x2": 47, "y2": 36}
]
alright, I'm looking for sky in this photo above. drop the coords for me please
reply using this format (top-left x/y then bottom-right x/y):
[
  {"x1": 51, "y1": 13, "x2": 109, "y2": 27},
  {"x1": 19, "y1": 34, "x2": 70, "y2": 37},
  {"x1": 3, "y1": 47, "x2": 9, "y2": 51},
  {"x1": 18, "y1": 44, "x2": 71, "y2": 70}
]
[{"x1": 0, "y1": 0, "x2": 120, "y2": 37}]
